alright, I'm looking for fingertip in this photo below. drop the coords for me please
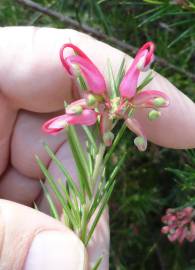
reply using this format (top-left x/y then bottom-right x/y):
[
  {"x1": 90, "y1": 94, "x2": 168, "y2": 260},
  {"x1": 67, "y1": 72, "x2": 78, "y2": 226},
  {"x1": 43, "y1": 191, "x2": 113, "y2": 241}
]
[
  {"x1": 0, "y1": 200, "x2": 87, "y2": 270},
  {"x1": 24, "y1": 230, "x2": 87, "y2": 270}
]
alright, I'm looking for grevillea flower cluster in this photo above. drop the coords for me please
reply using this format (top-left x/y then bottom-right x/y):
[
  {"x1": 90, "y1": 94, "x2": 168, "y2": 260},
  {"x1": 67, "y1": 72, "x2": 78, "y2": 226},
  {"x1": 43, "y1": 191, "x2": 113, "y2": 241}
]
[
  {"x1": 43, "y1": 42, "x2": 170, "y2": 151},
  {"x1": 161, "y1": 207, "x2": 195, "y2": 244}
]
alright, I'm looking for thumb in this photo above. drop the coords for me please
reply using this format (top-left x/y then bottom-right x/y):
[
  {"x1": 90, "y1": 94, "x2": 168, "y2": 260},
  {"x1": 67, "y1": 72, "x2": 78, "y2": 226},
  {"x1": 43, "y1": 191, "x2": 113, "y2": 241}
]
[{"x1": 0, "y1": 199, "x2": 87, "y2": 270}]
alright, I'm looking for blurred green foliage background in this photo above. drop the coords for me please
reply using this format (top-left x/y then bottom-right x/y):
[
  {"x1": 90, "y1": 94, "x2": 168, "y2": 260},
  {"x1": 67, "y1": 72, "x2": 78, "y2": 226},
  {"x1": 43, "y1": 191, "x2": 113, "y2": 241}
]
[{"x1": 1, "y1": 0, "x2": 195, "y2": 269}]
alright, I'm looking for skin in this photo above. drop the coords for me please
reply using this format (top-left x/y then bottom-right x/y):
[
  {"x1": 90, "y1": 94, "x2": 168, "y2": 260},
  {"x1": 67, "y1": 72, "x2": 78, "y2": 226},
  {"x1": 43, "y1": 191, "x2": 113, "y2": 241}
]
[{"x1": 0, "y1": 27, "x2": 195, "y2": 270}]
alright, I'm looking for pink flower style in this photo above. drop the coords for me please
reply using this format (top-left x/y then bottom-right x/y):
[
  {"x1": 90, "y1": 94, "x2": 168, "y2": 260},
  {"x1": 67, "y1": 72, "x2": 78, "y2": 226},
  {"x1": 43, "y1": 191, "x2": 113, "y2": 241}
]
[
  {"x1": 42, "y1": 42, "x2": 169, "y2": 150},
  {"x1": 161, "y1": 207, "x2": 195, "y2": 244}
]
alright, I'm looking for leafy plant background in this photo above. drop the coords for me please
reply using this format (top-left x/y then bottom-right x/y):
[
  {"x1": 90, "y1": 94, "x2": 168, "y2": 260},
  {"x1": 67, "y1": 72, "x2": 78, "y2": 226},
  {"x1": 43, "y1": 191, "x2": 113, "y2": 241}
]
[{"x1": 1, "y1": 0, "x2": 195, "y2": 269}]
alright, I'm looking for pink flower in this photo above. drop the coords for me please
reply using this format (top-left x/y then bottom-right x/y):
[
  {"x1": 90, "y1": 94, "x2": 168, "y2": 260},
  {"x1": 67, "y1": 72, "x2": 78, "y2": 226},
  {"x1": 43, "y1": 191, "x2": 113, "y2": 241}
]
[
  {"x1": 43, "y1": 41, "x2": 169, "y2": 151},
  {"x1": 161, "y1": 207, "x2": 195, "y2": 244},
  {"x1": 60, "y1": 44, "x2": 106, "y2": 94},
  {"x1": 42, "y1": 109, "x2": 98, "y2": 135},
  {"x1": 119, "y1": 89, "x2": 169, "y2": 151},
  {"x1": 116, "y1": 42, "x2": 169, "y2": 151}
]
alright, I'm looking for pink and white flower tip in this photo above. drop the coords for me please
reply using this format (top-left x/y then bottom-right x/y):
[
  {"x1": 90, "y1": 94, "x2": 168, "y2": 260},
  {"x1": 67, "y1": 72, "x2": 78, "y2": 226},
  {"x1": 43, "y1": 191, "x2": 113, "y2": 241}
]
[
  {"x1": 42, "y1": 109, "x2": 98, "y2": 135},
  {"x1": 119, "y1": 41, "x2": 155, "y2": 100},
  {"x1": 117, "y1": 41, "x2": 169, "y2": 151},
  {"x1": 60, "y1": 43, "x2": 107, "y2": 95}
]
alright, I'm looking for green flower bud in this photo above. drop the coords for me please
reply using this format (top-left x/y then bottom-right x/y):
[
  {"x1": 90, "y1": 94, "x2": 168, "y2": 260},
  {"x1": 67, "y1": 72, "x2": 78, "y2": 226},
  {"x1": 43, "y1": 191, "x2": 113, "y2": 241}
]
[
  {"x1": 68, "y1": 105, "x2": 83, "y2": 115},
  {"x1": 148, "y1": 109, "x2": 161, "y2": 121},
  {"x1": 87, "y1": 94, "x2": 96, "y2": 106},
  {"x1": 134, "y1": 136, "x2": 147, "y2": 152},
  {"x1": 153, "y1": 97, "x2": 166, "y2": 107},
  {"x1": 103, "y1": 131, "x2": 114, "y2": 146}
]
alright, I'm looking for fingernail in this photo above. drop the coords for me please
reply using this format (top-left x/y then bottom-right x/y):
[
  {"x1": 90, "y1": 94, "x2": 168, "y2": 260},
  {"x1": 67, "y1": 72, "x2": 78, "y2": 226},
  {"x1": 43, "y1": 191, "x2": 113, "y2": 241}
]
[{"x1": 24, "y1": 230, "x2": 86, "y2": 270}]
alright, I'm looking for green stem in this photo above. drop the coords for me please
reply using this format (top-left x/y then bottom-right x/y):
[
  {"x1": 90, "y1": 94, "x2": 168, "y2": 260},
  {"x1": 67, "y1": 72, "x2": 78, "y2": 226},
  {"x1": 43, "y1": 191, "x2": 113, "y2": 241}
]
[
  {"x1": 80, "y1": 204, "x2": 88, "y2": 243},
  {"x1": 92, "y1": 144, "x2": 106, "y2": 188},
  {"x1": 104, "y1": 122, "x2": 127, "y2": 164}
]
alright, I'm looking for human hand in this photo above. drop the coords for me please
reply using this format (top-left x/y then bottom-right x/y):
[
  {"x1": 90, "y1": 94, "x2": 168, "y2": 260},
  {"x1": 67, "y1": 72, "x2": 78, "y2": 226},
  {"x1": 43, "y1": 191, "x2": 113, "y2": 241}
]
[{"x1": 0, "y1": 27, "x2": 195, "y2": 270}]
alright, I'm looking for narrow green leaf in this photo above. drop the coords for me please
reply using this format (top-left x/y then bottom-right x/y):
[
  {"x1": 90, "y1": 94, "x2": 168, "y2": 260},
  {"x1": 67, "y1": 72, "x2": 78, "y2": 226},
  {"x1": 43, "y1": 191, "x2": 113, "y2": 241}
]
[
  {"x1": 62, "y1": 208, "x2": 70, "y2": 228},
  {"x1": 44, "y1": 143, "x2": 84, "y2": 203},
  {"x1": 137, "y1": 71, "x2": 153, "y2": 91},
  {"x1": 104, "y1": 123, "x2": 127, "y2": 164},
  {"x1": 92, "y1": 144, "x2": 106, "y2": 187},
  {"x1": 36, "y1": 156, "x2": 77, "y2": 227},
  {"x1": 115, "y1": 58, "x2": 126, "y2": 90},
  {"x1": 58, "y1": 179, "x2": 81, "y2": 229},
  {"x1": 107, "y1": 152, "x2": 126, "y2": 183},
  {"x1": 67, "y1": 126, "x2": 92, "y2": 198},
  {"x1": 40, "y1": 180, "x2": 60, "y2": 220},
  {"x1": 107, "y1": 59, "x2": 117, "y2": 98},
  {"x1": 80, "y1": 204, "x2": 88, "y2": 243},
  {"x1": 89, "y1": 152, "x2": 126, "y2": 219},
  {"x1": 88, "y1": 179, "x2": 105, "y2": 220},
  {"x1": 82, "y1": 126, "x2": 98, "y2": 154},
  {"x1": 90, "y1": 0, "x2": 111, "y2": 35},
  {"x1": 85, "y1": 180, "x2": 116, "y2": 245},
  {"x1": 92, "y1": 256, "x2": 103, "y2": 270},
  {"x1": 136, "y1": 6, "x2": 161, "y2": 19},
  {"x1": 168, "y1": 26, "x2": 194, "y2": 48},
  {"x1": 143, "y1": 0, "x2": 163, "y2": 4}
]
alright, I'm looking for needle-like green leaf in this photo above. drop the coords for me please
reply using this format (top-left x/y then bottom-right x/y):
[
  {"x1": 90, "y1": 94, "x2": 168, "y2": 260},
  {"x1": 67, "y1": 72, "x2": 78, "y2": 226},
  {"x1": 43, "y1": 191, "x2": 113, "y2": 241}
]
[
  {"x1": 67, "y1": 126, "x2": 92, "y2": 198},
  {"x1": 91, "y1": 256, "x2": 103, "y2": 270},
  {"x1": 85, "y1": 180, "x2": 116, "y2": 245},
  {"x1": 36, "y1": 155, "x2": 77, "y2": 227},
  {"x1": 43, "y1": 143, "x2": 84, "y2": 204},
  {"x1": 40, "y1": 180, "x2": 60, "y2": 220},
  {"x1": 104, "y1": 123, "x2": 127, "y2": 164}
]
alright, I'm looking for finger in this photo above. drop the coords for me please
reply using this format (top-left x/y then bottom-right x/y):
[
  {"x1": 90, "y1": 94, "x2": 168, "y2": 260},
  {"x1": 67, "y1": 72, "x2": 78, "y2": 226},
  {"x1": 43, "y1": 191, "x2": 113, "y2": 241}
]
[
  {"x1": 11, "y1": 110, "x2": 66, "y2": 179},
  {"x1": 0, "y1": 93, "x2": 17, "y2": 176},
  {"x1": 0, "y1": 27, "x2": 195, "y2": 148},
  {"x1": 0, "y1": 199, "x2": 87, "y2": 270},
  {"x1": 0, "y1": 167, "x2": 41, "y2": 206}
]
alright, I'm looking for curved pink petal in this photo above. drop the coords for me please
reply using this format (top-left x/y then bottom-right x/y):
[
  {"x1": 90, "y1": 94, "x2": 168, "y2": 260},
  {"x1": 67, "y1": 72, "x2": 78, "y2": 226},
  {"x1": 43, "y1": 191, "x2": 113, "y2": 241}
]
[
  {"x1": 119, "y1": 64, "x2": 140, "y2": 99},
  {"x1": 132, "y1": 90, "x2": 170, "y2": 107},
  {"x1": 60, "y1": 44, "x2": 106, "y2": 94},
  {"x1": 178, "y1": 227, "x2": 187, "y2": 244},
  {"x1": 42, "y1": 109, "x2": 98, "y2": 135},
  {"x1": 137, "y1": 41, "x2": 155, "y2": 68},
  {"x1": 125, "y1": 118, "x2": 147, "y2": 151},
  {"x1": 168, "y1": 228, "x2": 182, "y2": 242},
  {"x1": 68, "y1": 109, "x2": 98, "y2": 125},
  {"x1": 42, "y1": 114, "x2": 71, "y2": 135},
  {"x1": 67, "y1": 55, "x2": 106, "y2": 94},
  {"x1": 60, "y1": 43, "x2": 92, "y2": 75},
  {"x1": 162, "y1": 213, "x2": 177, "y2": 224},
  {"x1": 119, "y1": 42, "x2": 155, "y2": 99}
]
